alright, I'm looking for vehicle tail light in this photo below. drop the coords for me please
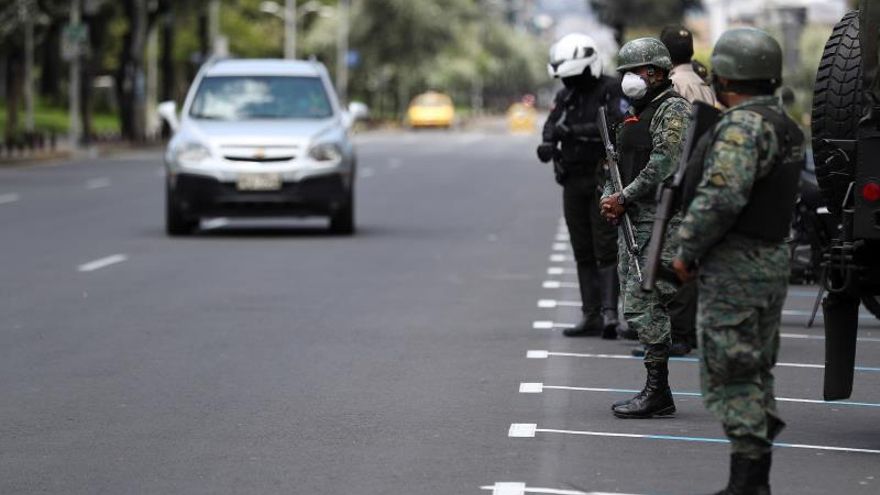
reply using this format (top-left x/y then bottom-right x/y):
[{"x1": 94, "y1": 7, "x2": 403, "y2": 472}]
[{"x1": 862, "y1": 182, "x2": 880, "y2": 202}]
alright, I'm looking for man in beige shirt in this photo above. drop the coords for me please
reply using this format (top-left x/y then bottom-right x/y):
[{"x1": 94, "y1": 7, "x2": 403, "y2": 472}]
[{"x1": 661, "y1": 26, "x2": 718, "y2": 106}]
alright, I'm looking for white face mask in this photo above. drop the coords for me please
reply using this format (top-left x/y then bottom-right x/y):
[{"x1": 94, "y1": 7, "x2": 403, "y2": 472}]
[{"x1": 621, "y1": 72, "x2": 648, "y2": 100}]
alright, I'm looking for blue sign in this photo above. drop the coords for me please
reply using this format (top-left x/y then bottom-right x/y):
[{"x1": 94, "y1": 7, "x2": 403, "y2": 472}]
[{"x1": 346, "y1": 50, "x2": 360, "y2": 68}]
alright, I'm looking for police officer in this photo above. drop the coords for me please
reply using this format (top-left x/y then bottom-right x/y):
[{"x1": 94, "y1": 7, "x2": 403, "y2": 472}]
[
  {"x1": 660, "y1": 25, "x2": 717, "y2": 107},
  {"x1": 672, "y1": 28, "x2": 804, "y2": 494},
  {"x1": 537, "y1": 34, "x2": 624, "y2": 339},
  {"x1": 599, "y1": 38, "x2": 691, "y2": 418}
]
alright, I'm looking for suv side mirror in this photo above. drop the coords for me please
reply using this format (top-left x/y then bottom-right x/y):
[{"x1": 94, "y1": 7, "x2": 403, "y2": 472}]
[
  {"x1": 348, "y1": 102, "x2": 369, "y2": 121},
  {"x1": 157, "y1": 101, "x2": 180, "y2": 133}
]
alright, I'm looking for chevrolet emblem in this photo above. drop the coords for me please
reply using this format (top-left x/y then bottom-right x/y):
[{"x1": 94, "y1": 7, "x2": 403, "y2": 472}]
[{"x1": 253, "y1": 148, "x2": 266, "y2": 160}]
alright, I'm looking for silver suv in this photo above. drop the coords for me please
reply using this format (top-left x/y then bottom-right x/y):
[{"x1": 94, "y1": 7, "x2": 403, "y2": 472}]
[{"x1": 158, "y1": 58, "x2": 363, "y2": 235}]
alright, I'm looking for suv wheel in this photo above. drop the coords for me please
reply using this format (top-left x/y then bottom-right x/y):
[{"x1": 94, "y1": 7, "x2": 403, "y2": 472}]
[
  {"x1": 329, "y1": 190, "x2": 355, "y2": 235},
  {"x1": 166, "y1": 185, "x2": 198, "y2": 236}
]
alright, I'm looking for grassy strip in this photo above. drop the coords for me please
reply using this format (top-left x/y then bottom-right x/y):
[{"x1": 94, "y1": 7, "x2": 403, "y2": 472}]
[{"x1": 0, "y1": 101, "x2": 120, "y2": 136}]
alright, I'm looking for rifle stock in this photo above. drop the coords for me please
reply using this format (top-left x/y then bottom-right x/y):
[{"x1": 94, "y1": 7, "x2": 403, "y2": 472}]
[{"x1": 641, "y1": 101, "x2": 720, "y2": 292}]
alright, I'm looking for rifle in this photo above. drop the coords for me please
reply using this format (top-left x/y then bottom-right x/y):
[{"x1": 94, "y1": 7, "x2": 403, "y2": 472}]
[
  {"x1": 598, "y1": 106, "x2": 643, "y2": 284},
  {"x1": 641, "y1": 101, "x2": 721, "y2": 291}
]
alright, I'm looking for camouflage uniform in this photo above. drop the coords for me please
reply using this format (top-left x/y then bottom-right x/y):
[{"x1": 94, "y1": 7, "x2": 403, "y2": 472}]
[
  {"x1": 677, "y1": 95, "x2": 800, "y2": 457},
  {"x1": 606, "y1": 93, "x2": 691, "y2": 363}
]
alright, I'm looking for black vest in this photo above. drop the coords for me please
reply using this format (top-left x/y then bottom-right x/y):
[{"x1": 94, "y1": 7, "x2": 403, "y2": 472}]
[
  {"x1": 618, "y1": 90, "x2": 679, "y2": 186},
  {"x1": 682, "y1": 104, "x2": 805, "y2": 242}
]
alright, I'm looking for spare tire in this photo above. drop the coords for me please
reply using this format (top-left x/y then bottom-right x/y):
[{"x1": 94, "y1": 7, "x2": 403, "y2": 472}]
[{"x1": 811, "y1": 10, "x2": 862, "y2": 217}]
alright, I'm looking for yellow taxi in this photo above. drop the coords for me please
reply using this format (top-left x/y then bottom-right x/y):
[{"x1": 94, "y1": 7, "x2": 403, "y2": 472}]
[
  {"x1": 506, "y1": 102, "x2": 537, "y2": 133},
  {"x1": 406, "y1": 91, "x2": 455, "y2": 128}
]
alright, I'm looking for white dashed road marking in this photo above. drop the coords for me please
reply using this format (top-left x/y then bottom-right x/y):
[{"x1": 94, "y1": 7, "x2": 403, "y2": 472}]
[
  {"x1": 86, "y1": 177, "x2": 111, "y2": 189},
  {"x1": 552, "y1": 243, "x2": 569, "y2": 251},
  {"x1": 519, "y1": 382, "x2": 880, "y2": 408},
  {"x1": 549, "y1": 254, "x2": 571, "y2": 263},
  {"x1": 524, "y1": 350, "x2": 880, "y2": 372},
  {"x1": 542, "y1": 280, "x2": 579, "y2": 289},
  {"x1": 547, "y1": 267, "x2": 576, "y2": 275},
  {"x1": 479, "y1": 482, "x2": 631, "y2": 495},
  {"x1": 77, "y1": 254, "x2": 128, "y2": 272},
  {"x1": 508, "y1": 424, "x2": 880, "y2": 455},
  {"x1": 0, "y1": 193, "x2": 21, "y2": 205}
]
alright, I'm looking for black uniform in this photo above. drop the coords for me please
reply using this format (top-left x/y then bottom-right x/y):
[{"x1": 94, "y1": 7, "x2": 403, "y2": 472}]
[{"x1": 538, "y1": 75, "x2": 626, "y2": 333}]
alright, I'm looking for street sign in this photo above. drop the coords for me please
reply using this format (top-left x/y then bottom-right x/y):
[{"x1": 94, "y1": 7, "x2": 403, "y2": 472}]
[
  {"x1": 61, "y1": 23, "x2": 89, "y2": 61},
  {"x1": 346, "y1": 50, "x2": 360, "y2": 68}
]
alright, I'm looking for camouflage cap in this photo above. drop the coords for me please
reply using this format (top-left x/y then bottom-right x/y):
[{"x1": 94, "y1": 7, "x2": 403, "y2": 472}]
[
  {"x1": 711, "y1": 28, "x2": 782, "y2": 83},
  {"x1": 617, "y1": 37, "x2": 673, "y2": 72}
]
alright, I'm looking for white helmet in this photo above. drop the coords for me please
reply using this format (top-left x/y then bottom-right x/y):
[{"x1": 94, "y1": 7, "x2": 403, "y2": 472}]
[{"x1": 547, "y1": 33, "x2": 602, "y2": 79}]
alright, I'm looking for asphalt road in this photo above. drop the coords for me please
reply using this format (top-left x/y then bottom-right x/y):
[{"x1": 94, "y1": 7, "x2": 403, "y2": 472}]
[{"x1": 1, "y1": 129, "x2": 878, "y2": 495}]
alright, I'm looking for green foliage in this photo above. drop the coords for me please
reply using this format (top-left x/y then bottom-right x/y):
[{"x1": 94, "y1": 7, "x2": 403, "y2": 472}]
[{"x1": 0, "y1": 99, "x2": 120, "y2": 136}]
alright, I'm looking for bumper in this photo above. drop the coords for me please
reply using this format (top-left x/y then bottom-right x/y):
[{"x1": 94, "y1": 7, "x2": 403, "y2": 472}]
[{"x1": 170, "y1": 172, "x2": 351, "y2": 217}]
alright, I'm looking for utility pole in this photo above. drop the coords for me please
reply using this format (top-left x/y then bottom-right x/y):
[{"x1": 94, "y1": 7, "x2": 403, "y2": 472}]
[
  {"x1": 336, "y1": 0, "x2": 349, "y2": 103},
  {"x1": 69, "y1": 0, "x2": 82, "y2": 149},
  {"x1": 22, "y1": 0, "x2": 35, "y2": 132},
  {"x1": 208, "y1": 0, "x2": 228, "y2": 56},
  {"x1": 284, "y1": 0, "x2": 296, "y2": 59}
]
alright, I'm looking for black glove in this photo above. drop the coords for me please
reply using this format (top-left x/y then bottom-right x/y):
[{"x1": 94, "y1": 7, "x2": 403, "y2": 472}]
[
  {"x1": 552, "y1": 123, "x2": 571, "y2": 141},
  {"x1": 536, "y1": 143, "x2": 555, "y2": 163}
]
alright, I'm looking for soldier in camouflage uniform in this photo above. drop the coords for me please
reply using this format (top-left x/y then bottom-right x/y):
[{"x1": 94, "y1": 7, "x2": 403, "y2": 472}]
[
  {"x1": 599, "y1": 38, "x2": 691, "y2": 418},
  {"x1": 672, "y1": 28, "x2": 804, "y2": 494}
]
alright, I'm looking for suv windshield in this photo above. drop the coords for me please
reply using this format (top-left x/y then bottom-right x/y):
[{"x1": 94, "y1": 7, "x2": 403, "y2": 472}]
[{"x1": 189, "y1": 76, "x2": 333, "y2": 120}]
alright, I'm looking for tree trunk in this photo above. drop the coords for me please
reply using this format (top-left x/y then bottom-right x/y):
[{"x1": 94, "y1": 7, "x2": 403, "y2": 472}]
[
  {"x1": 40, "y1": 21, "x2": 64, "y2": 105},
  {"x1": 160, "y1": 5, "x2": 175, "y2": 138},
  {"x1": 116, "y1": 0, "x2": 149, "y2": 142},
  {"x1": 5, "y1": 51, "x2": 24, "y2": 142},
  {"x1": 82, "y1": 8, "x2": 110, "y2": 143}
]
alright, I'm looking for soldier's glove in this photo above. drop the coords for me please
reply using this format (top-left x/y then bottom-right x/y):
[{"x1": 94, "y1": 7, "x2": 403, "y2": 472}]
[{"x1": 536, "y1": 143, "x2": 555, "y2": 163}]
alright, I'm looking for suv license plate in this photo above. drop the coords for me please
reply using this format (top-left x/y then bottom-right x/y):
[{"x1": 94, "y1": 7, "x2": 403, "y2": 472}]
[{"x1": 236, "y1": 173, "x2": 282, "y2": 191}]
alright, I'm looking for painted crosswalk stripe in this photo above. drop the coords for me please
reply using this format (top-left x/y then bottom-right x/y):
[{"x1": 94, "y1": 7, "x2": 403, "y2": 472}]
[
  {"x1": 552, "y1": 243, "x2": 569, "y2": 251},
  {"x1": 783, "y1": 309, "x2": 875, "y2": 321},
  {"x1": 519, "y1": 382, "x2": 880, "y2": 408},
  {"x1": 508, "y1": 424, "x2": 880, "y2": 455},
  {"x1": 524, "y1": 350, "x2": 880, "y2": 372},
  {"x1": 77, "y1": 254, "x2": 128, "y2": 272}
]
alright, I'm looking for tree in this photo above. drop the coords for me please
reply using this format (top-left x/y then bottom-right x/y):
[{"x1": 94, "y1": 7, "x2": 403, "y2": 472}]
[{"x1": 590, "y1": 0, "x2": 702, "y2": 41}]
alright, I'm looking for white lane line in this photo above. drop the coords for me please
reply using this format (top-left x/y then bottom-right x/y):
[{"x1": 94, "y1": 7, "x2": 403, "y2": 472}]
[
  {"x1": 552, "y1": 243, "x2": 569, "y2": 251},
  {"x1": 524, "y1": 350, "x2": 880, "y2": 372},
  {"x1": 782, "y1": 332, "x2": 880, "y2": 343},
  {"x1": 555, "y1": 234, "x2": 570, "y2": 242},
  {"x1": 521, "y1": 382, "x2": 880, "y2": 408},
  {"x1": 202, "y1": 218, "x2": 230, "y2": 230},
  {"x1": 549, "y1": 254, "x2": 571, "y2": 263},
  {"x1": 547, "y1": 267, "x2": 576, "y2": 275},
  {"x1": 77, "y1": 254, "x2": 128, "y2": 272},
  {"x1": 531, "y1": 317, "x2": 879, "y2": 342},
  {"x1": 783, "y1": 309, "x2": 875, "y2": 321},
  {"x1": 0, "y1": 193, "x2": 21, "y2": 205},
  {"x1": 542, "y1": 280, "x2": 579, "y2": 289},
  {"x1": 479, "y1": 482, "x2": 631, "y2": 495},
  {"x1": 508, "y1": 424, "x2": 880, "y2": 455},
  {"x1": 86, "y1": 177, "x2": 111, "y2": 189}
]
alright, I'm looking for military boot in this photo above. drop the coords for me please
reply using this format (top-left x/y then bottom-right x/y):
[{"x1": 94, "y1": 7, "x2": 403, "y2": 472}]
[
  {"x1": 709, "y1": 453, "x2": 771, "y2": 495},
  {"x1": 597, "y1": 265, "x2": 620, "y2": 340},
  {"x1": 562, "y1": 312, "x2": 603, "y2": 336},
  {"x1": 564, "y1": 264, "x2": 602, "y2": 337},
  {"x1": 612, "y1": 361, "x2": 676, "y2": 418}
]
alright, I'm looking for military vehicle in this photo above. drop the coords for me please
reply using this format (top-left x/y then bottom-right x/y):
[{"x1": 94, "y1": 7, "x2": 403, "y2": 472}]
[{"x1": 810, "y1": 1, "x2": 880, "y2": 400}]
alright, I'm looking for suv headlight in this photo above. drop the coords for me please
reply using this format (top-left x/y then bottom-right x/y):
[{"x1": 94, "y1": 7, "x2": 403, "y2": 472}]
[
  {"x1": 175, "y1": 141, "x2": 212, "y2": 164},
  {"x1": 308, "y1": 142, "x2": 343, "y2": 163}
]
